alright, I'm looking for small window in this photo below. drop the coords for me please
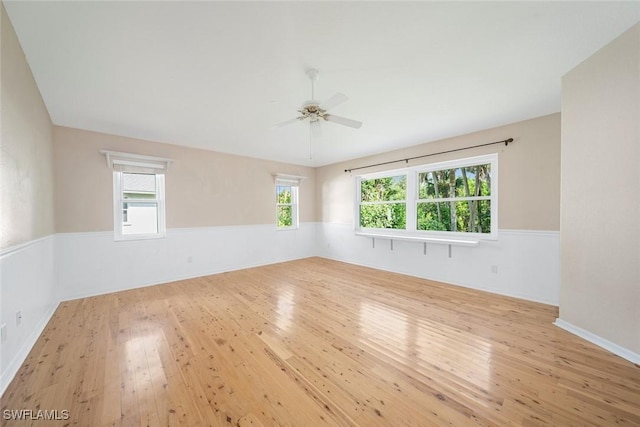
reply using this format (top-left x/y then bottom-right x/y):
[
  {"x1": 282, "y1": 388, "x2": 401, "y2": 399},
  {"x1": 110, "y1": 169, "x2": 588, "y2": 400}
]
[
  {"x1": 113, "y1": 172, "x2": 165, "y2": 240},
  {"x1": 276, "y1": 183, "x2": 298, "y2": 229},
  {"x1": 273, "y1": 174, "x2": 305, "y2": 229}
]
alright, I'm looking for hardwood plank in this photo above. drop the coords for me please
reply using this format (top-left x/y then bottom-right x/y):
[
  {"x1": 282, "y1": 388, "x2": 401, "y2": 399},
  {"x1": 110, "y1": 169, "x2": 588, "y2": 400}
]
[{"x1": 1, "y1": 257, "x2": 638, "y2": 426}]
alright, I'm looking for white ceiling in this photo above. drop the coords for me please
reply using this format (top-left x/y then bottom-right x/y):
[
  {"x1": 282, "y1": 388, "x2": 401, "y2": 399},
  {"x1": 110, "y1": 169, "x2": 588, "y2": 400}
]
[{"x1": 5, "y1": 2, "x2": 640, "y2": 166}]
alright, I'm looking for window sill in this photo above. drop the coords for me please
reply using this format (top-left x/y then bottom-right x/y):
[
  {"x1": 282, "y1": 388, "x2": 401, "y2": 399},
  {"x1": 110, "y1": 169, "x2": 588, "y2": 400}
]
[{"x1": 355, "y1": 232, "x2": 479, "y2": 247}]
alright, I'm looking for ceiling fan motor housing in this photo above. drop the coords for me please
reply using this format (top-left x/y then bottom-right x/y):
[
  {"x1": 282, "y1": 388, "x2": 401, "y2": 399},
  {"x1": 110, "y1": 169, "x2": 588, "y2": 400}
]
[{"x1": 299, "y1": 102, "x2": 327, "y2": 122}]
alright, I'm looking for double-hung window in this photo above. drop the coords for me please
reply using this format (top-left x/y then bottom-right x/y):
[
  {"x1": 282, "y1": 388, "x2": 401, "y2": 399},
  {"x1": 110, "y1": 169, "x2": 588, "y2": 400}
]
[
  {"x1": 276, "y1": 183, "x2": 297, "y2": 228},
  {"x1": 416, "y1": 159, "x2": 493, "y2": 234},
  {"x1": 101, "y1": 150, "x2": 171, "y2": 241},
  {"x1": 355, "y1": 154, "x2": 497, "y2": 240},
  {"x1": 358, "y1": 174, "x2": 407, "y2": 230},
  {"x1": 274, "y1": 174, "x2": 304, "y2": 229},
  {"x1": 114, "y1": 172, "x2": 165, "y2": 239}
]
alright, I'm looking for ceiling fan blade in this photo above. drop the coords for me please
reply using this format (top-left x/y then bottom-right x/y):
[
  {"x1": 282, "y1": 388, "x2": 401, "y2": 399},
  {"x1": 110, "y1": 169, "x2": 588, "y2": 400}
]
[
  {"x1": 325, "y1": 114, "x2": 363, "y2": 129},
  {"x1": 270, "y1": 117, "x2": 300, "y2": 129},
  {"x1": 320, "y1": 93, "x2": 348, "y2": 111},
  {"x1": 310, "y1": 120, "x2": 322, "y2": 139}
]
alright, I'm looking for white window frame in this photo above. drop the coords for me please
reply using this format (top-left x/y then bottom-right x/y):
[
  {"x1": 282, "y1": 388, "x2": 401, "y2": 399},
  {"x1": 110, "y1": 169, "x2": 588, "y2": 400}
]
[
  {"x1": 101, "y1": 150, "x2": 171, "y2": 241},
  {"x1": 276, "y1": 184, "x2": 298, "y2": 229},
  {"x1": 113, "y1": 171, "x2": 166, "y2": 241},
  {"x1": 273, "y1": 173, "x2": 305, "y2": 230},
  {"x1": 355, "y1": 154, "x2": 498, "y2": 241},
  {"x1": 355, "y1": 173, "x2": 408, "y2": 232}
]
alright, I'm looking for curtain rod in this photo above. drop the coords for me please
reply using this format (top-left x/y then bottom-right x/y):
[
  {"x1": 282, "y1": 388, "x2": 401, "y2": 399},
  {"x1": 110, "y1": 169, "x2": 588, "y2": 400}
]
[{"x1": 344, "y1": 137, "x2": 513, "y2": 173}]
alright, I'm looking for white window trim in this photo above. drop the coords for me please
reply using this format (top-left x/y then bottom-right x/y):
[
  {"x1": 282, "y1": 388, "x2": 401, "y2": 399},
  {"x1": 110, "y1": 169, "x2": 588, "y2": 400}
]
[
  {"x1": 273, "y1": 173, "x2": 305, "y2": 230},
  {"x1": 276, "y1": 185, "x2": 299, "y2": 230},
  {"x1": 101, "y1": 150, "x2": 172, "y2": 241},
  {"x1": 100, "y1": 150, "x2": 173, "y2": 173},
  {"x1": 354, "y1": 154, "x2": 498, "y2": 243},
  {"x1": 113, "y1": 172, "x2": 166, "y2": 241}
]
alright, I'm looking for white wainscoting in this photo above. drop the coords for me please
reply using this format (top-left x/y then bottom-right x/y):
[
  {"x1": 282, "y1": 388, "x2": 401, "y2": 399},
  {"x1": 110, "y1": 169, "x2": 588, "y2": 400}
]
[
  {"x1": 317, "y1": 223, "x2": 560, "y2": 305},
  {"x1": 56, "y1": 223, "x2": 317, "y2": 301},
  {"x1": 0, "y1": 235, "x2": 58, "y2": 395},
  {"x1": 56, "y1": 222, "x2": 561, "y2": 304},
  {"x1": 2, "y1": 222, "x2": 563, "y2": 395}
]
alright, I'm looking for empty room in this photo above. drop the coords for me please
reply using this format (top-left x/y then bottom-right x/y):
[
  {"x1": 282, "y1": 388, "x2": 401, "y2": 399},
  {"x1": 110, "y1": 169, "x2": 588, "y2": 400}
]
[{"x1": 1, "y1": 1, "x2": 639, "y2": 426}]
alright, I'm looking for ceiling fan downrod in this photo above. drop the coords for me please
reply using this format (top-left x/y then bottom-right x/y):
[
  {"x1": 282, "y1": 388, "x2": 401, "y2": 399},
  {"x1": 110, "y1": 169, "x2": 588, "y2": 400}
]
[{"x1": 306, "y1": 68, "x2": 319, "y2": 101}]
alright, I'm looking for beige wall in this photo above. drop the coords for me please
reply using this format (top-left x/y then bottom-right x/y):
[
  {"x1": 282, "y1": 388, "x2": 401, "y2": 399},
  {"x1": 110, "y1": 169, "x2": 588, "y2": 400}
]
[
  {"x1": 0, "y1": 4, "x2": 55, "y2": 249},
  {"x1": 316, "y1": 113, "x2": 560, "y2": 231},
  {"x1": 560, "y1": 24, "x2": 639, "y2": 354},
  {"x1": 53, "y1": 126, "x2": 316, "y2": 232}
]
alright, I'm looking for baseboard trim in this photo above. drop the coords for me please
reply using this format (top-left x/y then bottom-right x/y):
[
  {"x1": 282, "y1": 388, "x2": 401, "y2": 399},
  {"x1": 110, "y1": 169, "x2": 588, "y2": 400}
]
[
  {"x1": 554, "y1": 318, "x2": 640, "y2": 365},
  {"x1": 0, "y1": 301, "x2": 60, "y2": 396}
]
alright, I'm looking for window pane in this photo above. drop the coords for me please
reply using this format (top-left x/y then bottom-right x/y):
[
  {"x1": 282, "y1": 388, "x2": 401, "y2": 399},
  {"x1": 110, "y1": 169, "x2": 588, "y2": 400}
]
[
  {"x1": 276, "y1": 185, "x2": 292, "y2": 204},
  {"x1": 122, "y1": 202, "x2": 158, "y2": 235},
  {"x1": 360, "y1": 176, "x2": 406, "y2": 202},
  {"x1": 418, "y1": 169, "x2": 457, "y2": 199},
  {"x1": 476, "y1": 200, "x2": 491, "y2": 233},
  {"x1": 418, "y1": 164, "x2": 491, "y2": 199},
  {"x1": 453, "y1": 200, "x2": 491, "y2": 233},
  {"x1": 417, "y1": 202, "x2": 450, "y2": 231},
  {"x1": 418, "y1": 171, "x2": 450, "y2": 199},
  {"x1": 459, "y1": 164, "x2": 491, "y2": 197},
  {"x1": 123, "y1": 173, "x2": 157, "y2": 200},
  {"x1": 360, "y1": 203, "x2": 406, "y2": 229},
  {"x1": 277, "y1": 205, "x2": 293, "y2": 227},
  {"x1": 417, "y1": 200, "x2": 491, "y2": 233}
]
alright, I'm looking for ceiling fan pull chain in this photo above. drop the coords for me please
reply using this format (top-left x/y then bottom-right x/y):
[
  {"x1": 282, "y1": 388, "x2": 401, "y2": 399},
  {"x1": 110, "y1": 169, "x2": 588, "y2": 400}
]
[{"x1": 309, "y1": 123, "x2": 313, "y2": 160}]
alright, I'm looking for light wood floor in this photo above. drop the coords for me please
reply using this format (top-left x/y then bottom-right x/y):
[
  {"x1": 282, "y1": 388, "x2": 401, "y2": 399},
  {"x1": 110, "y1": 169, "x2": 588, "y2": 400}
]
[{"x1": 2, "y1": 257, "x2": 639, "y2": 426}]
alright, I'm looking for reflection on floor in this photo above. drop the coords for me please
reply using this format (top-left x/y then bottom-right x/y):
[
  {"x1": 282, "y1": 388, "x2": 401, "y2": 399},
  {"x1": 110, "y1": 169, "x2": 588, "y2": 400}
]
[{"x1": 2, "y1": 257, "x2": 639, "y2": 426}]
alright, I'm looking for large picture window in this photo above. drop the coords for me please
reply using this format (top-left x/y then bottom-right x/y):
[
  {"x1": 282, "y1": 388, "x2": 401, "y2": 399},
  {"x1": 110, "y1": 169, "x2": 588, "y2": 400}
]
[{"x1": 355, "y1": 154, "x2": 497, "y2": 240}]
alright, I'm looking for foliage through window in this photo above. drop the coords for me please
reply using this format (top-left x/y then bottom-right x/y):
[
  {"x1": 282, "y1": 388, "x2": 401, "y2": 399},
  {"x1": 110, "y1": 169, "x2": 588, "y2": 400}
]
[
  {"x1": 276, "y1": 183, "x2": 298, "y2": 229},
  {"x1": 356, "y1": 154, "x2": 497, "y2": 239},
  {"x1": 359, "y1": 175, "x2": 407, "y2": 229},
  {"x1": 417, "y1": 164, "x2": 492, "y2": 233}
]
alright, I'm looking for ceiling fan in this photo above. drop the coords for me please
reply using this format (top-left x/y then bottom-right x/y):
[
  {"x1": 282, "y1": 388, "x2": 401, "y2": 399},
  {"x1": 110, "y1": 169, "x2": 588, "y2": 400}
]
[{"x1": 273, "y1": 69, "x2": 362, "y2": 137}]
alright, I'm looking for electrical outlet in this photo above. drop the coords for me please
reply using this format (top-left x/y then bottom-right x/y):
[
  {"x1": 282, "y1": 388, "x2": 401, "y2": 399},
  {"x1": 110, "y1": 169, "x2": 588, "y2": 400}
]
[
  {"x1": 1, "y1": 324, "x2": 7, "y2": 342},
  {"x1": 187, "y1": 256, "x2": 193, "y2": 263},
  {"x1": 16, "y1": 310, "x2": 22, "y2": 325},
  {"x1": 491, "y1": 265, "x2": 498, "y2": 274}
]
